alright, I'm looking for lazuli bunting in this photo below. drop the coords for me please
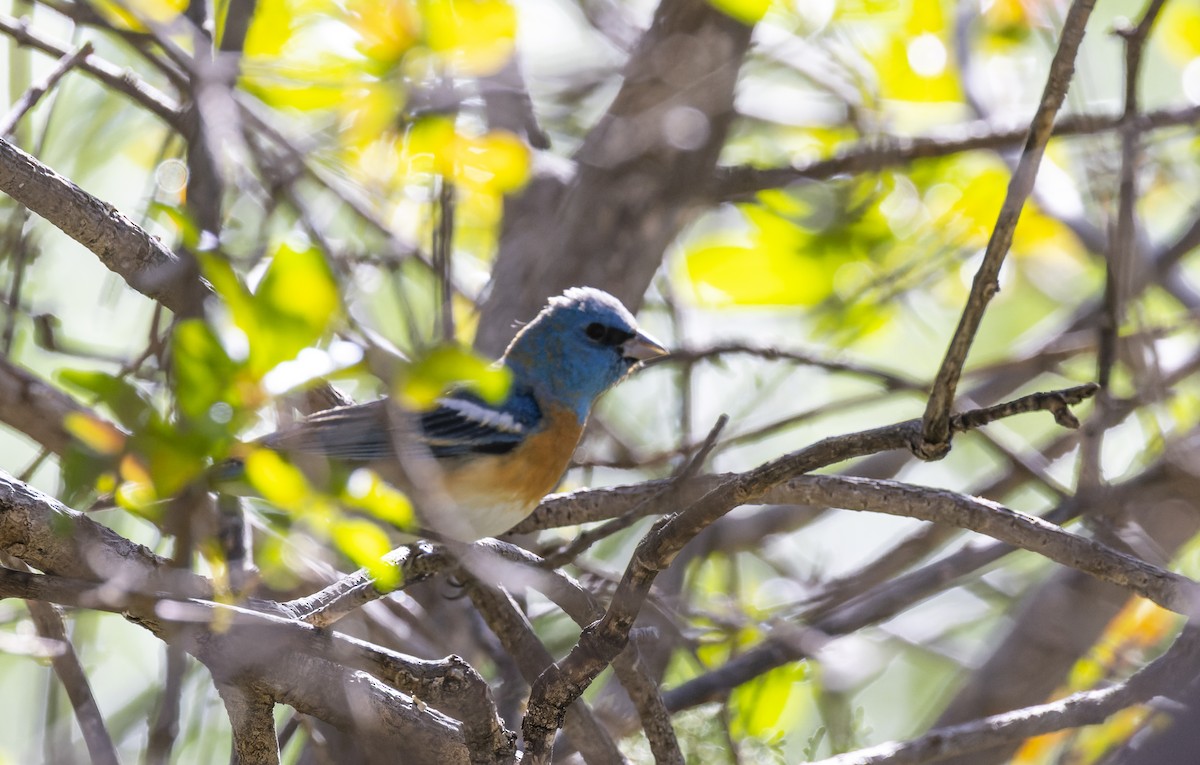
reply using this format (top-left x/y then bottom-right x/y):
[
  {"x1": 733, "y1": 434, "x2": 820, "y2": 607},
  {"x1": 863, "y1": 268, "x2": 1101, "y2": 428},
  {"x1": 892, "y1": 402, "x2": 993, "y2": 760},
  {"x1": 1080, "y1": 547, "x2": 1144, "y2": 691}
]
[{"x1": 249, "y1": 287, "x2": 667, "y2": 540}]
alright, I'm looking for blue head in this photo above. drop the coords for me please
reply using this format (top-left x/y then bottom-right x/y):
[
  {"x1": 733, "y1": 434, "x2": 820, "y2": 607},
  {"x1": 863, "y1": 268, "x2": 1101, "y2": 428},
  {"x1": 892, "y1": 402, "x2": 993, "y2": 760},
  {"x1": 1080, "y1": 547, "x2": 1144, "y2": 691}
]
[{"x1": 502, "y1": 288, "x2": 667, "y2": 420}]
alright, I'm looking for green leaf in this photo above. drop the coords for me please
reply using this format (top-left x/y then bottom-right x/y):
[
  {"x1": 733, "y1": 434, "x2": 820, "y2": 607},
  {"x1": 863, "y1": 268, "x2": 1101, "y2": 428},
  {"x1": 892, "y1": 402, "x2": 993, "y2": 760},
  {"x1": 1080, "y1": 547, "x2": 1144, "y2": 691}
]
[
  {"x1": 197, "y1": 253, "x2": 258, "y2": 337},
  {"x1": 731, "y1": 662, "x2": 808, "y2": 739},
  {"x1": 57, "y1": 369, "x2": 154, "y2": 431},
  {"x1": 396, "y1": 344, "x2": 511, "y2": 408},
  {"x1": 172, "y1": 319, "x2": 240, "y2": 421},
  {"x1": 255, "y1": 242, "x2": 341, "y2": 344}
]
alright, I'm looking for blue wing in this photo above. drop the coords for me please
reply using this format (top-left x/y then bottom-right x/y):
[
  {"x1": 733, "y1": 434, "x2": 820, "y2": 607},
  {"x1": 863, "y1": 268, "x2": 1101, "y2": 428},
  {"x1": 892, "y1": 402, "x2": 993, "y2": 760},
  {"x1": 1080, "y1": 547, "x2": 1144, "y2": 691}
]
[{"x1": 261, "y1": 391, "x2": 538, "y2": 461}]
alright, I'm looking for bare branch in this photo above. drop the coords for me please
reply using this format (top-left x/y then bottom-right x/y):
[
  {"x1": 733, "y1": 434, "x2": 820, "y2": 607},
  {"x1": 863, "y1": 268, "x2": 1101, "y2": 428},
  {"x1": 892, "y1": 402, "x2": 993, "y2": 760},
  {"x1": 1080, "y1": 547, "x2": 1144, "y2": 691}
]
[
  {"x1": 714, "y1": 102, "x2": 1200, "y2": 201},
  {"x1": 806, "y1": 623, "x2": 1200, "y2": 765},
  {"x1": 21, "y1": 595, "x2": 120, "y2": 765},
  {"x1": 919, "y1": 0, "x2": 1097, "y2": 457},
  {"x1": 0, "y1": 41, "x2": 93, "y2": 137},
  {"x1": 520, "y1": 384, "x2": 1098, "y2": 758},
  {"x1": 0, "y1": 356, "x2": 91, "y2": 455},
  {"x1": 0, "y1": 137, "x2": 209, "y2": 316},
  {"x1": 0, "y1": 13, "x2": 182, "y2": 128}
]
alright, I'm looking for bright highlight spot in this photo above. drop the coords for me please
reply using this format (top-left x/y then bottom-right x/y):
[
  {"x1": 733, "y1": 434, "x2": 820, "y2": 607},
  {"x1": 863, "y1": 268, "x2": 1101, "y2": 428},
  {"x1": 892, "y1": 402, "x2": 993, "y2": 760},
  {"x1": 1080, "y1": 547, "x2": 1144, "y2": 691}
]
[
  {"x1": 907, "y1": 33, "x2": 948, "y2": 78},
  {"x1": 263, "y1": 343, "x2": 364, "y2": 395},
  {"x1": 155, "y1": 159, "x2": 188, "y2": 194},
  {"x1": 662, "y1": 106, "x2": 710, "y2": 151},
  {"x1": 1184, "y1": 57, "x2": 1200, "y2": 105}
]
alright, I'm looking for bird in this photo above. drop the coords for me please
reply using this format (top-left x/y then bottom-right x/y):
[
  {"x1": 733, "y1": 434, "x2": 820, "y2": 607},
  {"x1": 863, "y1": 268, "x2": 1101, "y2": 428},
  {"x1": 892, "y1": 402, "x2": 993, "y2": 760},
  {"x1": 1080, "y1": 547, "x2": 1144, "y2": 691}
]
[{"x1": 235, "y1": 287, "x2": 667, "y2": 541}]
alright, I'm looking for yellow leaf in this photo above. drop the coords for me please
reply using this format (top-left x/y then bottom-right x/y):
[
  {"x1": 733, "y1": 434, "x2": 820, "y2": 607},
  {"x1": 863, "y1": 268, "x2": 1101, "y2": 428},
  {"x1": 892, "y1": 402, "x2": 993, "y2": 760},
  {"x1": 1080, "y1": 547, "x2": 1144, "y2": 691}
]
[
  {"x1": 119, "y1": 454, "x2": 153, "y2": 486},
  {"x1": 1162, "y1": 3, "x2": 1200, "y2": 61},
  {"x1": 707, "y1": 0, "x2": 771, "y2": 25},
  {"x1": 64, "y1": 413, "x2": 126, "y2": 456},
  {"x1": 115, "y1": 481, "x2": 159, "y2": 514},
  {"x1": 332, "y1": 517, "x2": 401, "y2": 588},
  {"x1": 93, "y1": 0, "x2": 186, "y2": 30},
  {"x1": 343, "y1": 469, "x2": 415, "y2": 527},
  {"x1": 244, "y1": 449, "x2": 312, "y2": 511},
  {"x1": 462, "y1": 131, "x2": 530, "y2": 194},
  {"x1": 350, "y1": 0, "x2": 419, "y2": 61},
  {"x1": 423, "y1": 0, "x2": 517, "y2": 76},
  {"x1": 244, "y1": 0, "x2": 297, "y2": 58},
  {"x1": 685, "y1": 245, "x2": 828, "y2": 305}
]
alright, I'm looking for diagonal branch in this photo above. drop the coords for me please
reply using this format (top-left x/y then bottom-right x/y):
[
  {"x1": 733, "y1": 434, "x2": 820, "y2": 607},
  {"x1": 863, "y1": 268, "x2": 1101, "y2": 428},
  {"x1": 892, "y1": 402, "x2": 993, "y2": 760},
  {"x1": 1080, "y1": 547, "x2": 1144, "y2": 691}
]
[
  {"x1": 918, "y1": 0, "x2": 1097, "y2": 458},
  {"x1": 0, "y1": 137, "x2": 209, "y2": 317},
  {"x1": 805, "y1": 623, "x2": 1200, "y2": 765},
  {"x1": 519, "y1": 384, "x2": 1098, "y2": 760}
]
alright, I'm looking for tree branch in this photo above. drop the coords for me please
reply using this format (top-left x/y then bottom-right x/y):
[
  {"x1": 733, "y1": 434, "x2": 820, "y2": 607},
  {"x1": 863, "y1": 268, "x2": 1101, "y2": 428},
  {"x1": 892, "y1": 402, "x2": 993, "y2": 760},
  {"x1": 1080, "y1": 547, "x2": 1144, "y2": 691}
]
[
  {"x1": 0, "y1": 137, "x2": 209, "y2": 316},
  {"x1": 919, "y1": 0, "x2": 1097, "y2": 457},
  {"x1": 520, "y1": 384, "x2": 1098, "y2": 759},
  {"x1": 806, "y1": 623, "x2": 1200, "y2": 765}
]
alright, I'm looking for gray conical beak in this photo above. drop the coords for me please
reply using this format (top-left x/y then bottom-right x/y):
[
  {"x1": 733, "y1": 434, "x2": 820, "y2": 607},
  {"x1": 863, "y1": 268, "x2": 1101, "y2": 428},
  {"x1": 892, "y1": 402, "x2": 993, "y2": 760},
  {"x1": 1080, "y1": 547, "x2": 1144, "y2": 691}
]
[{"x1": 621, "y1": 330, "x2": 669, "y2": 362}]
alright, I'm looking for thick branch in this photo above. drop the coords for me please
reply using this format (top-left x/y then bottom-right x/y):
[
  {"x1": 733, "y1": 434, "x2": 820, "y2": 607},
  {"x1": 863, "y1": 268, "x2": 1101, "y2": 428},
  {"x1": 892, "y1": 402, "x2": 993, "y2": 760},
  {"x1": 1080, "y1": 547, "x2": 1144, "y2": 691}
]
[
  {"x1": 476, "y1": 0, "x2": 753, "y2": 354},
  {"x1": 0, "y1": 357, "x2": 89, "y2": 455}
]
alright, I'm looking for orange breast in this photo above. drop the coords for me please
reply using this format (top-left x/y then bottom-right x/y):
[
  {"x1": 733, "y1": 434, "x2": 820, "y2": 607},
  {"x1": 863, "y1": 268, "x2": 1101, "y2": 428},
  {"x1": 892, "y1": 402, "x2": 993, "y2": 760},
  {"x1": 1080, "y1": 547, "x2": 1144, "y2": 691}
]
[{"x1": 419, "y1": 404, "x2": 584, "y2": 539}]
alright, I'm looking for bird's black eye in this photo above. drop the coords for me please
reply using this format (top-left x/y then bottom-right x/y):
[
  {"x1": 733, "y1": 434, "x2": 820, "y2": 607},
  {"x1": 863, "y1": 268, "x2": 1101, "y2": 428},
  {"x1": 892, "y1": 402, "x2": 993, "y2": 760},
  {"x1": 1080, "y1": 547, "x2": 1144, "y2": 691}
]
[{"x1": 585, "y1": 322, "x2": 635, "y2": 347}]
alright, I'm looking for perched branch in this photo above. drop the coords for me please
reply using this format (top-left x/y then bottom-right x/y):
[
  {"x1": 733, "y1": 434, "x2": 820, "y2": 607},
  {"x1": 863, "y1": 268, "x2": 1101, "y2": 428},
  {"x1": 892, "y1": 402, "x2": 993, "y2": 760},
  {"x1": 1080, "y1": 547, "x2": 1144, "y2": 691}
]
[
  {"x1": 0, "y1": 473, "x2": 505, "y2": 763},
  {"x1": 518, "y1": 384, "x2": 1099, "y2": 533},
  {"x1": 519, "y1": 384, "x2": 1098, "y2": 759}
]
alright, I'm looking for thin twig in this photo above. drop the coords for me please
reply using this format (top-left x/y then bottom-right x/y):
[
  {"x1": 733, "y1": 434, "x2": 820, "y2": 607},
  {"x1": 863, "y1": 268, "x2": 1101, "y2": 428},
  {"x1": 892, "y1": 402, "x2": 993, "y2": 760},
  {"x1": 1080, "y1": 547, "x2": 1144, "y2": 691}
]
[
  {"x1": 919, "y1": 0, "x2": 1097, "y2": 458},
  {"x1": 0, "y1": 41, "x2": 92, "y2": 137},
  {"x1": 805, "y1": 623, "x2": 1200, "y2": 765}
]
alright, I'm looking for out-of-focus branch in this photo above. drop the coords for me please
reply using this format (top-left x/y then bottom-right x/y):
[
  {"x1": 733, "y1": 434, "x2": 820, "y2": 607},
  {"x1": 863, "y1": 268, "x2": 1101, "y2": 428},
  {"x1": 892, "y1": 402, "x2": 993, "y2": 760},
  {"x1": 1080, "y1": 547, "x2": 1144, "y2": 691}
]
[
  {"x1": 476, "y1": 0, "x2": 754, "y2": 354},
  {"x1": 0, "y1": 41, "x2": 92, "y2": 137},
  {"x1": 713, "y1": 103, "x2": 1200, "y2": 201},
  {"x1": 20, "y1": 592, "x2": 120, "y2": 765},
  {"x1": 0, "y1": 13, "x2": 183, "y2": 128},
  {"x1": 0, "y1": 357, "x2": 90, "y2": 454}
]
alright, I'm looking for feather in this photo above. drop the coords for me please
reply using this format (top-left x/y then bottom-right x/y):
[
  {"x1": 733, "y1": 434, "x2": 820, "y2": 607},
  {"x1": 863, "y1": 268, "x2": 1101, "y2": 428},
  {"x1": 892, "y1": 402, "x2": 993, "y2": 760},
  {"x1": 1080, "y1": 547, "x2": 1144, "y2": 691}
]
[{"x1": 262, "y1": 390, "x2": 541, "y2": 461}]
